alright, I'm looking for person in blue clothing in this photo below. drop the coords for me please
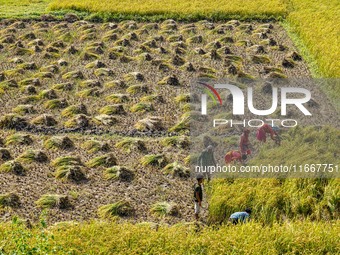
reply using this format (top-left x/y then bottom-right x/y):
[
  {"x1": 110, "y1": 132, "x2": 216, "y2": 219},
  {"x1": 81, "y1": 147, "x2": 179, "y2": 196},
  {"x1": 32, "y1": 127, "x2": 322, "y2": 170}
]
[{"x1": 229, "y1": 208, "x2": 252, "y2": 224}]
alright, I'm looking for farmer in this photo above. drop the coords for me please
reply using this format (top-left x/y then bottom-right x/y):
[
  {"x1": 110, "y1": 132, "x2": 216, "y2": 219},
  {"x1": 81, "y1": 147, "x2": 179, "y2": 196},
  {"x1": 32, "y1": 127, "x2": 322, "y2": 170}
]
[
  {"x1": 272, "y1": 126, "x2": 281, "y2": 145},
  {"x1": 197, "y1": 145, "x2": 216, "y2": 181},
  {"x1": 240, "y1": 128, "x2": 251, "y2": 158},
  {"x1": 229, "y1": 208, "x2": 252, "y2": 224},
  {"x1": 256, "y1": 123, "x2": 277, "y2": 143},
  {"x1": 224, "y1": 150, "x2": 242, "y2": 164},
  {"x1": 193, "y1": 175, "x2": 204, "y2": 221}
]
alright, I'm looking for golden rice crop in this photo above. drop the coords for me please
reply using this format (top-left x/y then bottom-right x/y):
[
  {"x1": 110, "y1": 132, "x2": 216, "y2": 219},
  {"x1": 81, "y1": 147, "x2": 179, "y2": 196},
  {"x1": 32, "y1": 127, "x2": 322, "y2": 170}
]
[
  {"x1": 49, "y1": 0, "x2": 286, "y2": 19},
  {"x1": 0, "y1": 220, "x2": 338, "y2": 254}
]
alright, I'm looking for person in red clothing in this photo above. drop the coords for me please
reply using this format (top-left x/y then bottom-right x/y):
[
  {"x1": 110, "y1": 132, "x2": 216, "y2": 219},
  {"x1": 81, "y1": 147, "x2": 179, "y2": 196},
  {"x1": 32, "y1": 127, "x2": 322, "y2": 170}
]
[
  {"x1": 256, "y1": 124, "x2": 277, "y2": 142},
  {"x1": 225, "y1": 150, "x2": 242, "y2": 164},
  {"x1": 240, "y1": 128, "x2": 251, "y2": 157}
]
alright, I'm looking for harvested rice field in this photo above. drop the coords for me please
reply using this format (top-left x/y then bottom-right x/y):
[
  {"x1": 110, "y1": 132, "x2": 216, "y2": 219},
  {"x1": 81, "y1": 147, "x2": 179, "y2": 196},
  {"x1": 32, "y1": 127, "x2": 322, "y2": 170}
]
[{"x1": 1, "y1": 18, "x2": 336, "y2": 224}]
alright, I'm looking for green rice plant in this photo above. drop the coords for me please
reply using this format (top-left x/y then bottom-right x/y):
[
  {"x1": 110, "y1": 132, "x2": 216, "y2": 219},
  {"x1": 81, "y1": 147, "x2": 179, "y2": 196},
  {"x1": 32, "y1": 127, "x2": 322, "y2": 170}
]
[
  {"x1": 247, "y1": 44, "x2": 266, "y2": 54},
  {"x1": 103, "y1": 166, "x2": 134, "y2": 182},
  {"x1": 64, "y1": 114, "x2": 90, "y2": 128},
  {"x1": 5, "y1": 134, "x2": 33, "y2": 146},
  {"x1": 51, "y1": 156, "x2": 82, "y2": 168},
  {"x1": 86, "y1": 153, "x2": 117, "y2": 168},
  {"x1": 157, "y1": 75, "x2": 180, "y2": 86},
  {"x1": 0, "y1": 160, "x2": 26, "y2": 175},
  {"x1": 140, "y1": 154, "x2": 167, "y2": 168},
  {"x1": 183, "y1": 155, "x2": 191, "y2": 165},
  {"x1": 58, "y1": 31, "x2": 73, "y2": 41},
  {"x1": 62, "y1": 70, "x2": 84, "y2": 79},
  {"x1": 134, "y1": 116, "x2": 163, "y2": 131},
  {"x1": 38, "y1": 89, "x2": 57, "y2": 99},
  {"x1": 18, "y1": 95, "x2": 40, "y2": 104},
  {"x1": 31, "y1": 114, "x2": 58, "y2": 127},
  {"x1": 225, "y1": 54, "x2": 243, "y2": 63},
  {"x1": 204, "y1": 50, "x2": 222, "y2": 60},
  {"x1": 197, "y1": 66, "x2": 216, "y2": 74},
  {"x1": 186, "y1": 35, "x2": 203, "y2": 44},
  {"x1": 76, "y1": 88, "x2": 101, "y2": 98},
  {"x1": 108, "y1": 50, "x2": 123, "y2": 60},
  {"x1": 44, "y1": 99, "x2": 68, "y2": 109},
  {"x1": 162, "y1": 162, "x2": 190, "y2": 178},
  {"x1": 237, "y1": 71, "x2": 255, "y2": 81},
  {"x1": 262, "y1": 66, "x2": 283, "y2": 74},
  {"x1": 266, "y1": 71, "x2": 288, "y2": 79},
  {"x1": 3, "y1": 68, "x2": 24, "y2": 77},
  {"x1": 124, "y1": 72, "x2": 144, "y2": 82},
  {"x1": 168, "y1": 116, "x2": 190, "y2": 133},
  {"x1": 40, "y1": 65, "x2": 59, "y2": 73},
  {"x1": 81, "y1": 140, "x2": 110, "y2": 153},
  {"x1": 105, "y1": 94, "x2": 129, "y2": 103},
  {"x1": 52, "y1": 82, "x2": 74, "y2": 91},
  {"x1": 286, "y1": 0, "x2": 339, "y2": 78},
  {"x1": 54, "y1": 165, "x2": 86, "y2": 182},
  {"x1": 99, "y1": 105, "x2": 125, "y2": 115},
  {"x1": 14, "y1": 48, "x2": 33, "y2": 56},
  {"x1": 181, "y1": 103, "x2": 192, "y2": 112},
  {"x1": 140, "y1": 94, "x2": 163, "y2": 103},
  {"x1": 61, "y1": 104, "x2": 87, "y2": 117},
  {"x1": 44, "y1": 136, "x2": 74, "y2": 150},
  {"x1": 35, "y1": 194, "x2": 71, "y2": 209},
  {"x1": 9, "y1": 57, "x2": 24, "y2": 64},
  {"x1": 98, "y1": 201, "x2": 134, "y2": 218},
  {"x1": 150, "y1": 202, "x2": 179, "y2": 216},
  {"x1": 48, "y1": 40, "x2": 65, "y2": 49},
  {"x1": 171, "y1": 55, "x2": 185, "y2": 66},
  {"x1": 0, "y1": 193, "x2": 20, "y2": 208},
  {"x1": 115, "y1": 138, "x2": 146, "y2": 153},
  {"x1": 282, "y1": 58, "x2": 296, "y2": 68},
  {"x1": 218, "y1": 36, "x2": 234, "y2": 43},
  {"x1": 104, "y1": 80, "x2": 126, "y2": 89},
  {"x1": 119, "y1": 55, "x2": 135, "y2": 63},
  {"x1": 181, "y1": 26, "x2": 196, "y2": 34},
  {"x1": 85, "y1": 45, "x2": 104, "y2": 55},
  {"x1": 85, "y1": 60, "x2": 106, "y2": 69},
  {"x1": 172, "y1": 45, "x2": 187, "y2": 54},
  {"x1": 79, "y1": 33, "x2": 96, "y2": 42},
  {"x1": 167, "y1": 34, "x2": 183, "y2": 42},
  {"x1": 157, "y1": 62, "x2": 174, "y2": 73},
  {"x1": 43, "y1": 51, "x2": 60, "y2": 59},
  {"x1": 17, "y1": 62, "x2": 37, "y2": 70},
  {"x1": 20, "y1": 85, "x2": 37, "y2": 95},
  {"x1": 94, "y1": 68, "x2": 114, "y2": 77},
  {"x1": 130, "y1": 103, "x2": 153, "y2": 113},
  {"x1": 102, "y1": 31, "x2": 119, "y2": 41},
  {"x1": 251, "y1": 55, "x2": 271, "y2": 64},
  {"x1": 126, "y1": 84, "x2": 148, "y2": 94},
  {"x1": 0, "y1": 220, "x2": 337, "y2": 253},
  {"x1": 0, "y1": 84, "x2": 10, "y2": 95},
  {"x1": 45, "y1": 45, "x2": 60, "y2": 53},
  {"x1": 161, "y1": 136, "x2": 189, "y2": 149},
  {"x1": 174, "y1": 94, "x2": 190, "y2": 104},
  {"x1": 18, "y1": 150, "x2": 48, "y2": 163},
  {"x1": 141, "y1": 23, "x2": 159, "y2": 30},
  {"x1": 80, "y1": 80, "x2": 101, "y2": 88},
  {"x1": 136, "y1": 53, "x2": 153, "y2": 62},
  {"x1": 0, "y1": 80, "x2": 18, "y2": 89},
  {"x1": 12, "y1": 104, "x2": 35, "y2": 115},
  {"x1": 19, "y1": 78, "x2": 41, "y2": 86}
]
